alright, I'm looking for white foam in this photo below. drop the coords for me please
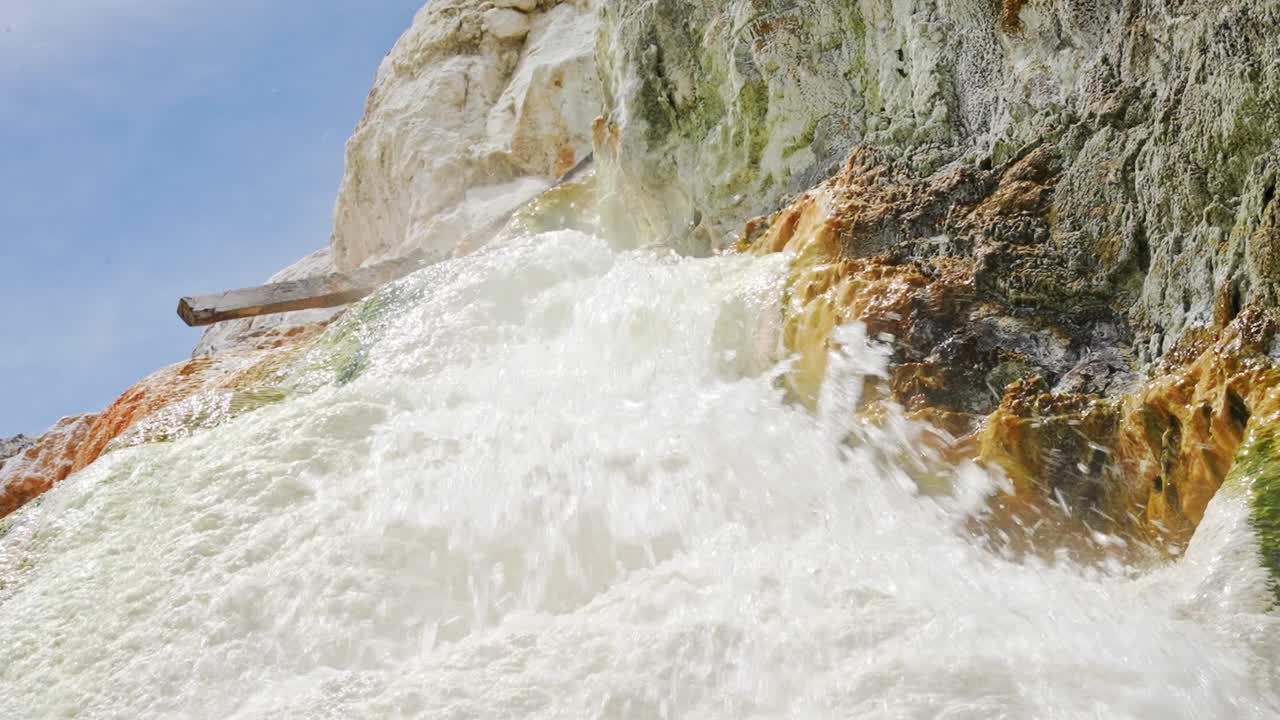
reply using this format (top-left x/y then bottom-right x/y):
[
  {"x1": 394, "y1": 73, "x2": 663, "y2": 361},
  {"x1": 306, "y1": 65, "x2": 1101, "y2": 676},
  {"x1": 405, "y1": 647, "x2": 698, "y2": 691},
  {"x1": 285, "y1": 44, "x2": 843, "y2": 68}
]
[{"x1": 1, "y1": 231, "x2": 1276, "y2": 718}]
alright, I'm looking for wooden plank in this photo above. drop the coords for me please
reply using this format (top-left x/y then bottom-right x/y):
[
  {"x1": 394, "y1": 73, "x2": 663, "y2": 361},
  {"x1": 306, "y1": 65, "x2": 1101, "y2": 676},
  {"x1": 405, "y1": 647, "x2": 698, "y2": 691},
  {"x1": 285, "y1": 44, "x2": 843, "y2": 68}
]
[
  {"x1": 178, "y1": 154, "x2": 596, "y2": 327},
  {"x1": 177, "y1": 254, "x2": 423, "y2": 327}
]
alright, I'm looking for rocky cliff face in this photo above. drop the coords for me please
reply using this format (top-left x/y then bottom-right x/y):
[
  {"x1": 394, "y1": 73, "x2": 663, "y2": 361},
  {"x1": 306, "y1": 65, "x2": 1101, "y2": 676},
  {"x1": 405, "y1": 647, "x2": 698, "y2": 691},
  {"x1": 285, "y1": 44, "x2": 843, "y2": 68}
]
[
  {"x1": 596, "y1": 0, "x2": 1280, "y2": 353},
  {"x1": 0, "y1": 417, "x2": 96, "y2": 519},
  {"x1": 331, "y1": 0, "x2": 602, "y2": 271},
  {"x1": 592, "y1": 0, "x2": 1280, "y2": 545}
]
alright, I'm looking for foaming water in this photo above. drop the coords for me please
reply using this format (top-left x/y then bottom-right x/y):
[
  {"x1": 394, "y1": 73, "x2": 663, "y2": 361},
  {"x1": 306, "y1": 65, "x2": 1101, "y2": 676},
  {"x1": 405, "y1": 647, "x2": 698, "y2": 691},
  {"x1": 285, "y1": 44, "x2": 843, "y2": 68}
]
[{"x1": 1, "y1": 232, "x2": 1278, "y2": 719}]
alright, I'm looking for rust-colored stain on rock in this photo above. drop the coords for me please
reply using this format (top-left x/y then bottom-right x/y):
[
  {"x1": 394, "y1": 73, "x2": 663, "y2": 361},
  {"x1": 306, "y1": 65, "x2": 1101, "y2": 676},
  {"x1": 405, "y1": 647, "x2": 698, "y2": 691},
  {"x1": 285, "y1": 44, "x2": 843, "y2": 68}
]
[
  {"x1": 742, "y1": 142, "x2": 1280, "y2": 546},
  {"x1": 1000, "y1": 0, "x2": 1029, "y2": 33},
  {"x1": 0, "y1": 414, "x2": 98, "y2": 519}
]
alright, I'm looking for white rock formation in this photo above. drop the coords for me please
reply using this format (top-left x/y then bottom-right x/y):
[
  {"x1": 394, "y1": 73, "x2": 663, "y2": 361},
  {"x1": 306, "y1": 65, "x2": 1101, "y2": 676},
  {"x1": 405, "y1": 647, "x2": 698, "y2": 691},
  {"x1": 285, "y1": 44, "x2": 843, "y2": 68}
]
[{"x1": 331, "y1": 0, "x2": 602, "y2": 271}]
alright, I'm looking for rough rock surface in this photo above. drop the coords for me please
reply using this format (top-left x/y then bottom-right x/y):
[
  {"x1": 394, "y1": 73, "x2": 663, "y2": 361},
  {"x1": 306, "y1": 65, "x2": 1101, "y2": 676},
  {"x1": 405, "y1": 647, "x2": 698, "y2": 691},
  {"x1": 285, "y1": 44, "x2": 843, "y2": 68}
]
[
  {"x1": 193, "y1": 248, "x2": 345, "y2": 358},
  {"x1": 331, "y1": 0, "x2": 602, "y2": 270},
  {"x1": 598, "y1": 0, "x2": 1280, "y2": 540},
  {"x1": 0, "y1": 313, "x2": 334, "y2": 519},
  {"x1": 0, "y1": 416, "x2": 97, "y2": 519},
  {"x1": 597, "y1": 0, "x2": 1280, "y2": 352},
  {"x1": 742, "y1": 146, "x2": 1098, "y2": 413},
  {"x1": 0, "y1": 435, "x2": 33, "y2": 473}
]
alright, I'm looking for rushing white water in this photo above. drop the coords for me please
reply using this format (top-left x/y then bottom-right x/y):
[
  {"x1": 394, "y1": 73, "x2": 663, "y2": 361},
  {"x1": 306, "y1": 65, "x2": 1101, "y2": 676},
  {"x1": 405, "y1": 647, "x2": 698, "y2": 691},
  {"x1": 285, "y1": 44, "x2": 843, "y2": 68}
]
[{"x1": 2, "y1": 231, "x2": 1278, "y2": 719}]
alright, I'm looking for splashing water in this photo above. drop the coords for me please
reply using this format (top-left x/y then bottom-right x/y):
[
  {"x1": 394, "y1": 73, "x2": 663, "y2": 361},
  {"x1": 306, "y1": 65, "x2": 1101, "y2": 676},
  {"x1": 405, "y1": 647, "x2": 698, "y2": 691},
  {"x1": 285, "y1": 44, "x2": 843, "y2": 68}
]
[{"x1": 1, "y1": 231, "x2": 1278, "y2": 718}]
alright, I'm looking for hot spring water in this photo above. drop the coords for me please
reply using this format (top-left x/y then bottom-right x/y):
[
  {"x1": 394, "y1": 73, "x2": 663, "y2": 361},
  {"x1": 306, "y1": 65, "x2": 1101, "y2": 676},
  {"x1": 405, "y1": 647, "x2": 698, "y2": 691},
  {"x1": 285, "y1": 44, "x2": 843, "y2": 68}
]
[{"x1": 1, "y1": 231, "x2": 1277, "y2": 718}]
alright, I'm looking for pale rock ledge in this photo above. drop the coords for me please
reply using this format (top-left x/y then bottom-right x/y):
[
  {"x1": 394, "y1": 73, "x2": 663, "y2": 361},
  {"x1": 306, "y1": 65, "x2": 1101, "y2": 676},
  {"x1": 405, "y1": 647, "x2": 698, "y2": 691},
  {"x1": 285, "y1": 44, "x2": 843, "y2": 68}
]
[{"x1": 331, "y1": 0, "x2": 601, "y2": 271}]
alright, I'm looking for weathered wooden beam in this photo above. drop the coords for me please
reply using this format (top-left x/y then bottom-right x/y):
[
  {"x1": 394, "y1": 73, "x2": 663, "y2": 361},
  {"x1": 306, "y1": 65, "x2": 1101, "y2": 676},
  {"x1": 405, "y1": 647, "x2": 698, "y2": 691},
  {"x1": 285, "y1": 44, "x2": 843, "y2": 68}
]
[
  {"x1": 177, "y1": 255, "x2": 423, "y2": 327},
  {"x1": 178, "y1": 154, "x2": 596, "y2": 327}
]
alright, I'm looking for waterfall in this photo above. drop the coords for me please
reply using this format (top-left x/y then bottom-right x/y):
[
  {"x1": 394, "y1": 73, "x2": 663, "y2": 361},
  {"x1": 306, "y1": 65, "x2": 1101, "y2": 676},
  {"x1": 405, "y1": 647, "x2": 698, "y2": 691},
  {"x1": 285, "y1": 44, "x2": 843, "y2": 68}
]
[{"x1": 1, "y1": 230, "x2": 1277, "y2": 718}]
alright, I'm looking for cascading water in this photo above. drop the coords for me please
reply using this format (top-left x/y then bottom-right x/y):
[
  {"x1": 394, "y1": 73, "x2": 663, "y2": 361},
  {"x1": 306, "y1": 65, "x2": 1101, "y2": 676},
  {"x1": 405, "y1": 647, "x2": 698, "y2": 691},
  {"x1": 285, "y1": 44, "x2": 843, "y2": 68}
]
[{"x1": 2, "y1": 230, "x2": 1279, "y2": 718}]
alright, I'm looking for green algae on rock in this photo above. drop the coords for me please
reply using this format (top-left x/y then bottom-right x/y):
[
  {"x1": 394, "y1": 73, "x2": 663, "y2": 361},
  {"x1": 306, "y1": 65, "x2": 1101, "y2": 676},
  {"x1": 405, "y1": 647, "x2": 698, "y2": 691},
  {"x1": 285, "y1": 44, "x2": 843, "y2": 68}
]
[
  {"x1": 596, "y1": 0, "x2": 1280, "y2": 372},
  {"x1": 587, "y1": 0, "x2": 1280, "y2": 551},
  {"x1": 1223, "y1": 415, "x2": 1280, "y2": 600}
]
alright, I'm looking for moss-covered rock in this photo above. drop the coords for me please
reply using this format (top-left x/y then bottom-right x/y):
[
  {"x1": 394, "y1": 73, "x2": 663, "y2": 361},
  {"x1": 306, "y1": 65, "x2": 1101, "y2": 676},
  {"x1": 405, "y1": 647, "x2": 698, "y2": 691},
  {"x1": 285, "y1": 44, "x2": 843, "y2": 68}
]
[
  {"x1": 1223, "y1": 418, "x2": 1280, "y2": 598},
  {"x1": 597, "y1": 0, "x2": 1280, "y2": 369},
  {"x1": 594, "y1": 0, "x2": 1280, "y2": 548}
]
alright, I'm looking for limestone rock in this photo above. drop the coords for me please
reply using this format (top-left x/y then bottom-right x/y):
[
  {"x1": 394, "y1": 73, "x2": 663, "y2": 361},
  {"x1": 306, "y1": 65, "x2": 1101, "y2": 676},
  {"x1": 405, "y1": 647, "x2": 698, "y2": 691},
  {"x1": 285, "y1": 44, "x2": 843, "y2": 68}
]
[
  {"x1": 593, "y1": 0, "x2": 1280, "y2": 547},
  {"x1": 743, "y1": 145, "x2": 1117, "y2": 417},
  {"x1": 594, "y1": 0, "x2": 997, "y2": 253},
  {"x1": 595, "y1": 0, "x2": 1280, "y2": 357},
  {"x1": 1221, "y1": 421, "x2": 1280, "y2": 602},
  {"x1": 0, "y1": 415, "x2": 97, "y2": 519},
  {"x1": 0, "y1": 435, "x2": 33, "y2": 473},
  {"x1": 74, "y1": 339, "x2": 320, "y2": 474},
  {"x1": 739, "y1": 130, "x2": 1280, "y2": 543},
  {"x1": 331, "y1": 0, "x2": 602, "y2": 271}
]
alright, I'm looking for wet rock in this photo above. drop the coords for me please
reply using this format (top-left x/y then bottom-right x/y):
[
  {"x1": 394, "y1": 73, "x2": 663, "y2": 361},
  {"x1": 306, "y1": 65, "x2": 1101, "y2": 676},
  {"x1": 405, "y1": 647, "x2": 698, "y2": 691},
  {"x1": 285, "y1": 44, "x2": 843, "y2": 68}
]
[
  {"x1": 597, "y1": 0, "x2": 1280, "y2": 365},
  {"x1": 589, "y1": 0, "x2": 1280, "y2": 544},
  {"x1": 0, "y1": 416, "x2": 97, "y2": 519},
  {"x1": 69, "y1": 359, "x2": 232, "y2": 474},
  {"x1": 595, "y1": 0, "x2": 976, "y2": 251},
  {"x1": 500, "y1": 172, "x2": 600, "y2": 238},
  {"x1": 977, "y1": 378, "x2": 1133, "y2": 534},
  {"x1": 331, "y1": 0, "x2": 602, "y2": 270},
  {"x1": 1113, "y1": 308, "x2": 1280, "y2": 537},
  {"x1": 998, "y1": 0, "x2": 1028, "y2": 34},
  {"x1": 70, "y1": 345, "x2": 313, "y2": 475},
  {"x1": 741, "y1": 135, "x2": 1280, "y2": 542},
  {"x1": 975, "y1": 307, "x2": 1280, "y2": 543},
  {"x1": 1054, "y1": 346, "x2": 1138, "y2": 398},
  {"x1": 744, "y1": 145, "x2": 1119, "y2": 416},
  {"x1": 1221, "y1": 420, "x2": 1280, "y2": 601}
]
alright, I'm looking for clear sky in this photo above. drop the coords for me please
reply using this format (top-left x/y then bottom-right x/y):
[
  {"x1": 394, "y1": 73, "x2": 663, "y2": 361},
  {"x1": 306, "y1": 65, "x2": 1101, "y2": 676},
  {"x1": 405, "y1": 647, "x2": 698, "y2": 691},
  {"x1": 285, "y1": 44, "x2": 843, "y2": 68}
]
[{"x1": 0, "y1": 1, "x2": 425, "y2": 437}]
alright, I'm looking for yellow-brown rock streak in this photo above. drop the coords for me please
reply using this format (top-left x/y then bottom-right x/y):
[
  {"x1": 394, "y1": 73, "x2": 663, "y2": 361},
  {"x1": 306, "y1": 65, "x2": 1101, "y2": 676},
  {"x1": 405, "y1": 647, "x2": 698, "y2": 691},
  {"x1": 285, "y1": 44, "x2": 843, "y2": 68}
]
[
  {"x1": 743, "y1": 144, "x2": 1280, "y2": 546},
  {"x1": 0, "y1": 414, "x2": 98, "y2": 519}
]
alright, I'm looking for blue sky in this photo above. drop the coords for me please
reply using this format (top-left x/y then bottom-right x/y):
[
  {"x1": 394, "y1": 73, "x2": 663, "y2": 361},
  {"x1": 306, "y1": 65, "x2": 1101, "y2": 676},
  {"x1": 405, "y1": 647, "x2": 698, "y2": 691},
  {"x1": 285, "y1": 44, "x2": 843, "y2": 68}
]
[{"x1": 0, "y1": 1, "x2": 424, "y2": 437}]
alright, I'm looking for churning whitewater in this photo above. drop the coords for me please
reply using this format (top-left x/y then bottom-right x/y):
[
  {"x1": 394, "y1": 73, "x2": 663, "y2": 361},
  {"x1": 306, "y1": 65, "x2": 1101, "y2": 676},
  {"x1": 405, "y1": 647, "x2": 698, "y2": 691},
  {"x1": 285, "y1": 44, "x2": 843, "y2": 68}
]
[{"x1": 2, "y1": 232, "x2": 1279, "y2": 718}]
